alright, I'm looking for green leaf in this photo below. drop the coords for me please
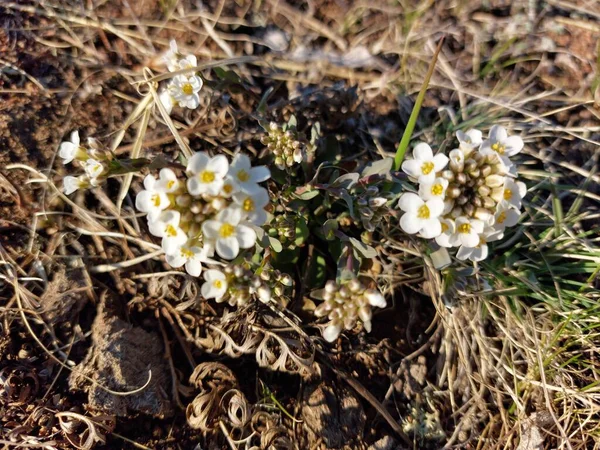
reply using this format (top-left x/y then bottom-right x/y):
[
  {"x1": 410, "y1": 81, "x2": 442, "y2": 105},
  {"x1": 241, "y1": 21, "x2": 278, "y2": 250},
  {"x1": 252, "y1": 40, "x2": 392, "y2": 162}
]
[
  {"x1": 213, "y1": 66, "x2": 243, "y2": 84},
  {"x1": 393, "y1": 37, "x2": 445, "y2": 171},
  {"x1": 331, "y1": 173, "x2": 360, "y2": 190},
  {"x1": 257, "y1": 86, "x2": 275, "y2": 115},
  {"x1": 293, "y1": 189, "x2": 320, "y2": 200},
  {"x1": 269, "y1": 236, "x2": 283, "y2": 253},
  {"x1": 306, "y1": 254, "x2": 327, "y2": 290},
  {"x1": 322, "y1": 219, "x2": 338, "y2": 241},
  {"x1": 295, "y1": 216, "x2": 309, "y2": 247},
  {"x1": 339, "y1": 190, "x2": 355, "y2": 217},
  {"x1": 361, "y1": 157, "x2": 393, "y2": 178},
  {"x1": 349, "y1": 237, "x2": 378, "y2": 259}
]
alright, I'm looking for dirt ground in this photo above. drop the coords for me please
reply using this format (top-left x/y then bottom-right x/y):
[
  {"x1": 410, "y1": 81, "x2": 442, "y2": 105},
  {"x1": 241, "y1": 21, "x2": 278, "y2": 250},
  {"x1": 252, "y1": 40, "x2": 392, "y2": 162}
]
[{"x1": 1, "y1": 1, "x2": 599, "y2": 449}]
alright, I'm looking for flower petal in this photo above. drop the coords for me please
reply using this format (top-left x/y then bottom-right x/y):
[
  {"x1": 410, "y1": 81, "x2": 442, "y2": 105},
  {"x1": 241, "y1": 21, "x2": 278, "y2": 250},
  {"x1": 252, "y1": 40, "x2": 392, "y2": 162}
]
[
  {"x1": 413, "y1": 143, "x2": 433, "y2": 161},
  {"x1": 185, "y1": 259, "x2": 202, "y2": 277},
  {"x1": 230, "y1": 153, "x2": 251, "y2": 173},
  {"x1": 187, "y1": 152, "x2": 209, "y2": 174},
  {"x1": 323, "y1": 323, "x2": 342, "y2": 343},
  {"x1": 249, "y1": 166, "x2": 271, "y2": 183},
  {"x1": 400, "y1": 213, "x2": 422, "y2": 234},
  {"x1": 432, "y1": 153, "x2": 449, "y2": 172},
  {"x1": 397, "y1": 193, "x2": 423, "y2": 213},
  {"x1": 236, "y1": 225, "x2": 257, "y2": 249},
  {"x1": 456, "y1": 245, "x2": 473, "y2": 260},
  {"x1": 202, "y1": 220, "x2": 221, "y2": 239},
  {"x1": 217, "y1": 237, "x2": 239, "y2": 260},
  {"x1": 419, "y1": 218, "x2": 442, "y2": 238},
  {"x1": 503, "y1": 136, "x2": 523, "y2": 156},
  {"x1": 401, "y1": 159, "x2": 421, "y2": 178},
  {"x1": 489, "y1": 125, "x2": 507, "y2": 143},
  {"x1": 425, "y1": 197, "x2": 444, "y2": 217},
  {"x1": 208, "y1": 155, "x2": 229, "y2": 178}
]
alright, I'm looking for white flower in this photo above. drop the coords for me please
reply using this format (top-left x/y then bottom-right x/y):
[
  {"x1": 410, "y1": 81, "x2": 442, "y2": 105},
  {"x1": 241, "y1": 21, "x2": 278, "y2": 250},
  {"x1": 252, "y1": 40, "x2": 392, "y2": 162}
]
[
  {"x1": 158, "y1": 88, "x2": 175, "y2": 115},
  {"x1": 59, "y1": 131, "x2": 87, "y2": 164},
  {"x1": 401, "y1": 143, "x2": 449, "y2": 184},
  {"x1": 163, "y1": 40, "x2": 198, "y2": 72},
  {"x1": 501, "y1": 179, "x2": 527, "y2": 210},
  {"x1": 232, "y1": 188, "x2": 269, "y2": 226},
  {"x1": 201, "y1": 269, "x2": 228, "y2": 300},
  {"x1": 323, "y1": 322, "x2": 342, "y2": 343},
  {"x1": 456, "y1": 129, "x2": 483, "y2": 154},
  {"x1": 450, "y1": 216, "x2": 484, "y2": 248},
  {"x1": 398, "y1": 193, "x2": 444, "y2": 238},
  {"x1": 187, "y1": 152, "x2": 229, "y2": 196},
  {"x1": 418, "y1": 177, "x2": 448, "y2": 201},
  {"x1": 364, "y1": 290, "x2": 386, "y2": 308},
  {"x1": 166, "y1": 244, "x2": 211, "y2": 277},
  {"x1": 480, "y1": 125, "x2": 524, "y2": 167},
  {"x1": 156, "y1": 168, "x2": 180, "y2": 193},
  {"x1": 135, "y1": 174, "x2": 171, "y2": 221},
  {"x1": 435, "y1": 218, "x2": 455, "y2": 248},
  {"x1": 168, "y1": 74, "x2": 203, "y2": 109},
  {"x1": 493, "y1": 204, "x2": 520, "y2": 233},
  {"x1": 456, "y1": 229, "x2": 501, "y2": 262},
  {"x1": 148, "y1": 210, "x2": 188, "y2": 254},
  {"x1": 220, "y1": 176, "x2": 238, "y2": 198},
  {"x1": 202, "y1": 207, "x2": 257, "y2": 260},
  {"x1": 228, "y1": 153, "x2": 271, "y2": 193},
  {"x1": 84, "y1": 159, "x2": 105, "y2": 183},
  {"x1": 63, "y1": 175, "x2": 89, "y2": 195}
]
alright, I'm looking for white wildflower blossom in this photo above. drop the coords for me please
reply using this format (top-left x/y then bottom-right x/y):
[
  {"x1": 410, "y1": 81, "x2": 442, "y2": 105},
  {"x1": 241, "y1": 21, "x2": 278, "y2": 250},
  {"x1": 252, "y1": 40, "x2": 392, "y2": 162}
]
[
  {"x1": 451, "y1": 216, "x2": 485, "y2": 248},
  {"x1": 163, "y1": 40, "x2": 197, "y2": 72},
  {"x1": 398, "y1": 193, "x2": 444, "y2": 238},
  {"x1": 187, "y1": 152, "x2": 229, "y2": 196},
  {"x1": 456, "y1": 229, "x2": 501, "y2": 262},
  {"x1": 418, "y1": 177, "x2": 448, "y2": 201},
  {"x1": 232, "y1": 188, "x2": 270, "y2": 226},
  {"x1": 501, "y1": 178, "x2": 527, "y2": 210},
  {"x1": 201, "y1": 269, "x2": 228, "y2": 300},
  {"x1": 84, "y1": 159, "x2": 105, "y2": 183},
  {"x1": 148, "y1": 210, "x2": 188, "y2": 254},
  {"x1": 456, "y1": 129, "x2": 483, "y2": 154},
  {"x1": 158, "y1": 88, "x2": 176, "y2": 115},
  {"x1": 59, "y1": 130, "x2": 87, "y2": 164},
  {"x1": 63, "y1": 175, "x2": 89, "y2": 195},
  {"x1": 493, "y1": 204, "x2": 520, "y2": 234},
  {"x1": 135, "y1": 174, "x2": 171, "y2": 221},
  {"x1": 202, "y1": 207, "x2": 257, "y2": 260},
  {"x1": 165, "y1": 244, "x2": 212, "y2": 277},
  {"x1": 168, "y1": 74, "x2": 203, "y2": 109},
  {"x1": 435, "y1": 218, "x2": 455, "y2": 248},
  {"x1": 401, "y1": 143, "x2": 449, "y2": 184},
  {"x1": 228, "y1": 153, "x2": 271, "y2": 193},
  {"x1": 480, "y1": 125, "x2": 524, "y2": 167}
]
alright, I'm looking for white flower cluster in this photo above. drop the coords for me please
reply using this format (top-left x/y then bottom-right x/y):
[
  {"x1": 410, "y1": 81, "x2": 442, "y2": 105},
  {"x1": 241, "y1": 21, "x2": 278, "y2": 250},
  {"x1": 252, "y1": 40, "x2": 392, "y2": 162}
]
[
  {"x1": 59, "y1": 130, "x2": 108, "y2": 195},
  {"x1": 398, "y1": 126, "x2": 527, "y2": 262},
  {"x1": 158, "y1": 40, "x2": 203, "y2": 115},
  {"x1": 135, "y1": 152, "x2": 271, "y2": 277}
]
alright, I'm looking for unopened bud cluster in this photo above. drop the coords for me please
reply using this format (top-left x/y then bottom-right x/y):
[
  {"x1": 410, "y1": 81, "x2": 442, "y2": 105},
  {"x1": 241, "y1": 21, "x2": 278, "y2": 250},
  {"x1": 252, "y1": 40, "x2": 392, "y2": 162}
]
[
  {"x1": 351, "y1": 185, "x2": 388, "y2": 232},
  {"x1": 398, "y1": 126, "x2": 527, "y2": 262},
  {"x1": 259, "y1": 264, "x2": 294, "y2": 307},
  {"x1": 314, "y1": 277, "x2": 386, "y2": 342},
  {"x1": 260, "y1": 122, "x2": 304, "y2": 171},
  {"x1": 268, "y1": 213, "x2": 300, "y2": 249},
  {"x1": 201, "y1": 264, "x2": 293, "y2": 307}
]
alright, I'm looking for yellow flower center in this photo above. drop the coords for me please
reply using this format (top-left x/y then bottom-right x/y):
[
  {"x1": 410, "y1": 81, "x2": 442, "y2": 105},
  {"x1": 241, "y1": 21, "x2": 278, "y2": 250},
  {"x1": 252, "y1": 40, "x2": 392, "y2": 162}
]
[
  {"x1": 219, "y1": 223, "x2": 235, "y2": 238},
  {"x1": 152, "y1": 194, "x2": 161, "y2": 207},
  {"x1": 165, "y1": 224, "x2": 178, "y2": 237},
  {"x1": 237, "y1": 169, "x2": 250, "y2": 182},
  {"x1": 441, "y1": 222, "x2": 448, "y2": 233},
  {"x1": 201, "y1": 171, "x2": 215, "y2": 183},
  {"x1": 182, "y1": 83, "x2": 194, "y2": 95},
  {"x1": 504, "y1": 189, "x2": 512, "y2": 200},
  {"x1": 213, "y1": 280, "x2": 223, "y2": 289},
  {"x1": 478, "y1": 237, "x2": 486, "y2": 246},
  {"x1": 167, "y1": 180, "x2": 175, "y2": 190},
  {"x1": 181, "y1": 248, "x2": 194, "y2": 258},
  {"x1": 431, "y1": 183, "x2": 443, "y2": 196},
  {"x1": 421, "y1": 161, "x2": 434, "y2": 175},
  {"x1": 491, "y1": 142, "x2": 506, "y2": 154},
  {"x1": 497, "y1": 211, "x2": 506, "y2": 224},
  {"x1": 458, "y1": 223, "x2": 471, "y2": 234},
  {"x1": 417, "y1": 204, "x2": 430, "y2": 219},
  {"x1": 243, "y1": 198, "x2": 254, "y2": 212},
  {"x1": 223, "y1": 184, "x2": 233, "y2": 195}
]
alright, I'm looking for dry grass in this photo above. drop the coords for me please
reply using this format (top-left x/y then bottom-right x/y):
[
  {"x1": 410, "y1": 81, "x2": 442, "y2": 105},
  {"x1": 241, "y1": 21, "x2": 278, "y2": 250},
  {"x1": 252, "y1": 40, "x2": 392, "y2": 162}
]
[{"x1": 0, "y1": 0, "x2": 599, "y2": 449}]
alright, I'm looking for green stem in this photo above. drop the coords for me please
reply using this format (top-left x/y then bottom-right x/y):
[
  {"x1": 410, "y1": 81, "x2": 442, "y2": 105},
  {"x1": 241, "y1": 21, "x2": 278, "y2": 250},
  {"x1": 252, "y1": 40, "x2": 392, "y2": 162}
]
[{"x1": 393, "y1": 36, "x2": 446, "y2": 171}]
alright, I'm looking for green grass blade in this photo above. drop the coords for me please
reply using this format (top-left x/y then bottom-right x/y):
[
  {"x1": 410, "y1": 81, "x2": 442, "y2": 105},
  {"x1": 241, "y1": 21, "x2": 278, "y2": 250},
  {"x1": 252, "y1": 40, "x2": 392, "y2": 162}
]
[{"x1": 394, "y1": 37, "x2": 445, "y2": 171}]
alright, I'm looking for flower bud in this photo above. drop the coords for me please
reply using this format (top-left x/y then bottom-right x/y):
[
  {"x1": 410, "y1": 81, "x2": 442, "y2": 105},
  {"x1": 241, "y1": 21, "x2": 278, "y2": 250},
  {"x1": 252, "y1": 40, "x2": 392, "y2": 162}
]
[{"x1": 257, "y1": 285, "x2": 271, "y2": 303}]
